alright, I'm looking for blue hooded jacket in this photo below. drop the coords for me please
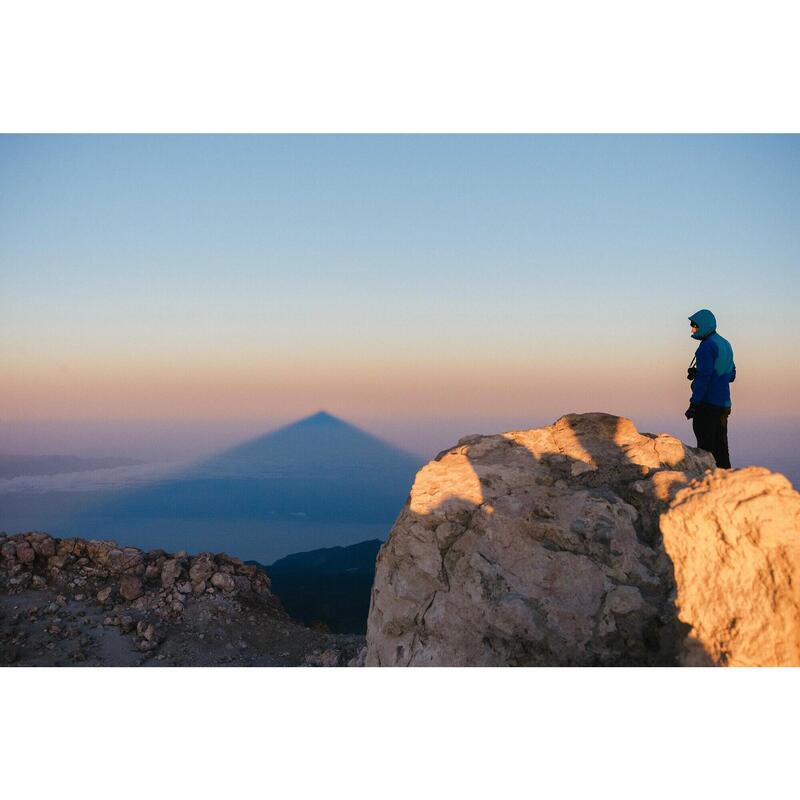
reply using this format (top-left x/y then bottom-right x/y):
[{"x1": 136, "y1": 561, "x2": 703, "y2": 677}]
[{"x1": 688, "y1": 309, "x2": 736, "y2": 408}]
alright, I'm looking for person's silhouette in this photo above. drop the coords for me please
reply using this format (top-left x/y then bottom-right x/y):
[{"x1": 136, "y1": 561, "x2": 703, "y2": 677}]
[{"x1": 684, "y1": 309, "x2": 736, "y2": 468}]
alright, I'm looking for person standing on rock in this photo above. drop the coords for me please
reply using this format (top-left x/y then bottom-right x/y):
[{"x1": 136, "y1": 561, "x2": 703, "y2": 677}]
[{"x1": 685, "y1": 308, "x2": 735, "y2": 468}]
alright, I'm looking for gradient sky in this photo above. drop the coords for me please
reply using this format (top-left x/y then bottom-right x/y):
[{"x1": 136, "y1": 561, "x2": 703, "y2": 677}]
[{"x1": 1, "y1": 135, "x2": 798, "y2": 458}]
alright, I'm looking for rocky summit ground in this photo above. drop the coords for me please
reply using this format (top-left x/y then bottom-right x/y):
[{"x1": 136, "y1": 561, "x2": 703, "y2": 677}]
[
  {"x1": 0, "y1": 532, "x2": 365, "y2": 667},
  {"x1": 367, "y1": 413, "x2": 800, "y2": 667}
]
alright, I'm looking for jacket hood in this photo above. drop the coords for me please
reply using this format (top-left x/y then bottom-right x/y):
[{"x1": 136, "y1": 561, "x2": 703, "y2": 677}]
[{"x1": 689, "y1": 308, "x2": 717, "y2": 340}]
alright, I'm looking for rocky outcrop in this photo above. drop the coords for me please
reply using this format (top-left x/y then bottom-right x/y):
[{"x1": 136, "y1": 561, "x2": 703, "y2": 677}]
[
  {"x1": 660, "y1": 467, "x2": 800, "y2": 666},
  {"x1": 0, "y1": 532, "x2": 277, "y2": 617},
  {"x1": 365, "y1": 413, "x2": 800, "y2": 666},
  {"x1": 0, "y1": 533, "x2": 364, "y2": 666}
]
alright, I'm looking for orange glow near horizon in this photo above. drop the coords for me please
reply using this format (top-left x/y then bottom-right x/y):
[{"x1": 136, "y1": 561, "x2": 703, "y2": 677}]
[{"x1": 3, "y1": 346, "x2": 798, "y2": 423}]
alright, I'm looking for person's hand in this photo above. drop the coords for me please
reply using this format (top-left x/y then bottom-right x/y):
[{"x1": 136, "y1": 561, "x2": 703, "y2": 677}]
[{"x1": 684, "y1": 405, "x2": 697, "y2": 420}]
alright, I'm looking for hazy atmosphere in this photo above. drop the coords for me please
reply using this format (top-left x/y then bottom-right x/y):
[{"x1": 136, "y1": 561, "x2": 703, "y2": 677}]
[{"x1": 2, "y1": 134, "x2": 799, "y2": 553}]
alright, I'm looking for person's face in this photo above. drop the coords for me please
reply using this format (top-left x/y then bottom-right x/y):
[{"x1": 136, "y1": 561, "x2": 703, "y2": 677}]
[{"x1": 690, "y1": 321, "x2": 699, "y2": 336}]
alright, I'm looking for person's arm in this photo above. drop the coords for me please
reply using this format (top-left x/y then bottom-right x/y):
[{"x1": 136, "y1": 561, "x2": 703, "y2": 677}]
[
  {"x1": 689, "y1": 341, "x2": 714, "y2": 405},
  {"x1": 730, "y1": 361, "x2": 736, "y2": 382}
]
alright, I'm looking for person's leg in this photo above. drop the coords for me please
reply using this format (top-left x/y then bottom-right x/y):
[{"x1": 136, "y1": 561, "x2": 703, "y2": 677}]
[
  {"x1": 714, "y1": 409, "x2": 731, "y2": 468},
  {"x1": 692, "y1": 407, "x2": 715, "y2": 456}
]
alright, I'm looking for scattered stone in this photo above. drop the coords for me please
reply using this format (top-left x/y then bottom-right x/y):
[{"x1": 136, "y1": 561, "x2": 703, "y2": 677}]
[
  {"x1": 119, "y1": 575, "x2": 143, "y2": 601},
  {"x1": 137, "y1": 620, "x2": 157, "y2": 641},
  {"x1": 190, "y1": 556, "x2": 215, "y2": 583},
  {"x1": 48, "y1": 554, "x2": 69, "y2": 571},
  {"x1": 97, "y1": 586, "x2": 114, "y2": 604},
  {"x1": 15, "y1": 542, "x2": 35, "y2": 564},
  {"x1": 31, "y1": 536, "x2": 56, "y2": 558},
  {"x1": 160, "y1": 559, "x2": 183, "y2": 589},
  {"x1": 211, "y1": 573, "x2": 235, "y2": 592},
  {"x1": 1, "y1": 541, "x2": 17, "y2": 561}
]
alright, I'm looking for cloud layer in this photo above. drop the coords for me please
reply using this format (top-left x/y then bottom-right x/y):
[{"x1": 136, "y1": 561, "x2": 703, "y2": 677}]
[{"x1": 0, "y1": 460, "x2": 190, "y2": 494}]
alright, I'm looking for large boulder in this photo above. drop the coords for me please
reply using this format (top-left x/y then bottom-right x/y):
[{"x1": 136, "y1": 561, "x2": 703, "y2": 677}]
[
  {"x1": 365, "y1": 413, "x2": 798, "y2": 666},
  {"x1": 660, "y1": 467, "x2": 800, "y2": 666}
]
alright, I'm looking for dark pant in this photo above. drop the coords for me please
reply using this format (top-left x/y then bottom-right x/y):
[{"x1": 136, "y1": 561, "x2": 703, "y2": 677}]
[{"x1": 692, "y1": 404, "x2": 731, "y2": 468}]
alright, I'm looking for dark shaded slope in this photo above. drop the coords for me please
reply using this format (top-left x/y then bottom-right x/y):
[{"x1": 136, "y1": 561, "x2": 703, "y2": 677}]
[{"x1": 251, "y1": 539, "x2": 383, "y2": 634}]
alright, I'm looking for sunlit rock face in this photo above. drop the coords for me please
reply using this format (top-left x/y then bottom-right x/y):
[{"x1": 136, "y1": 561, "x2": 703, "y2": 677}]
[
  {"x1": 365, "y1": 413, "x2": 798, "y2": 666},
  {"x1": 660, "y1": 467, "x2": 800, "y2": 667}
]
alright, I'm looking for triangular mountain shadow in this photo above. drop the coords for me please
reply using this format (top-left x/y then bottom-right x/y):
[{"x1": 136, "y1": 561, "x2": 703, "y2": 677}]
[
  {"x1": 63, "y1": 411, "x2": 424, "y2": 543},
  {"x1": 186, "y1": 410, "x2": 420, "y2": 480}
]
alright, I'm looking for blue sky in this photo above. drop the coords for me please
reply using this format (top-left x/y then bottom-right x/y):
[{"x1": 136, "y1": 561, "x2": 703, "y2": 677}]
[{"x1": 1, "y1": 135, "x2": 798, "y2": 454}]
